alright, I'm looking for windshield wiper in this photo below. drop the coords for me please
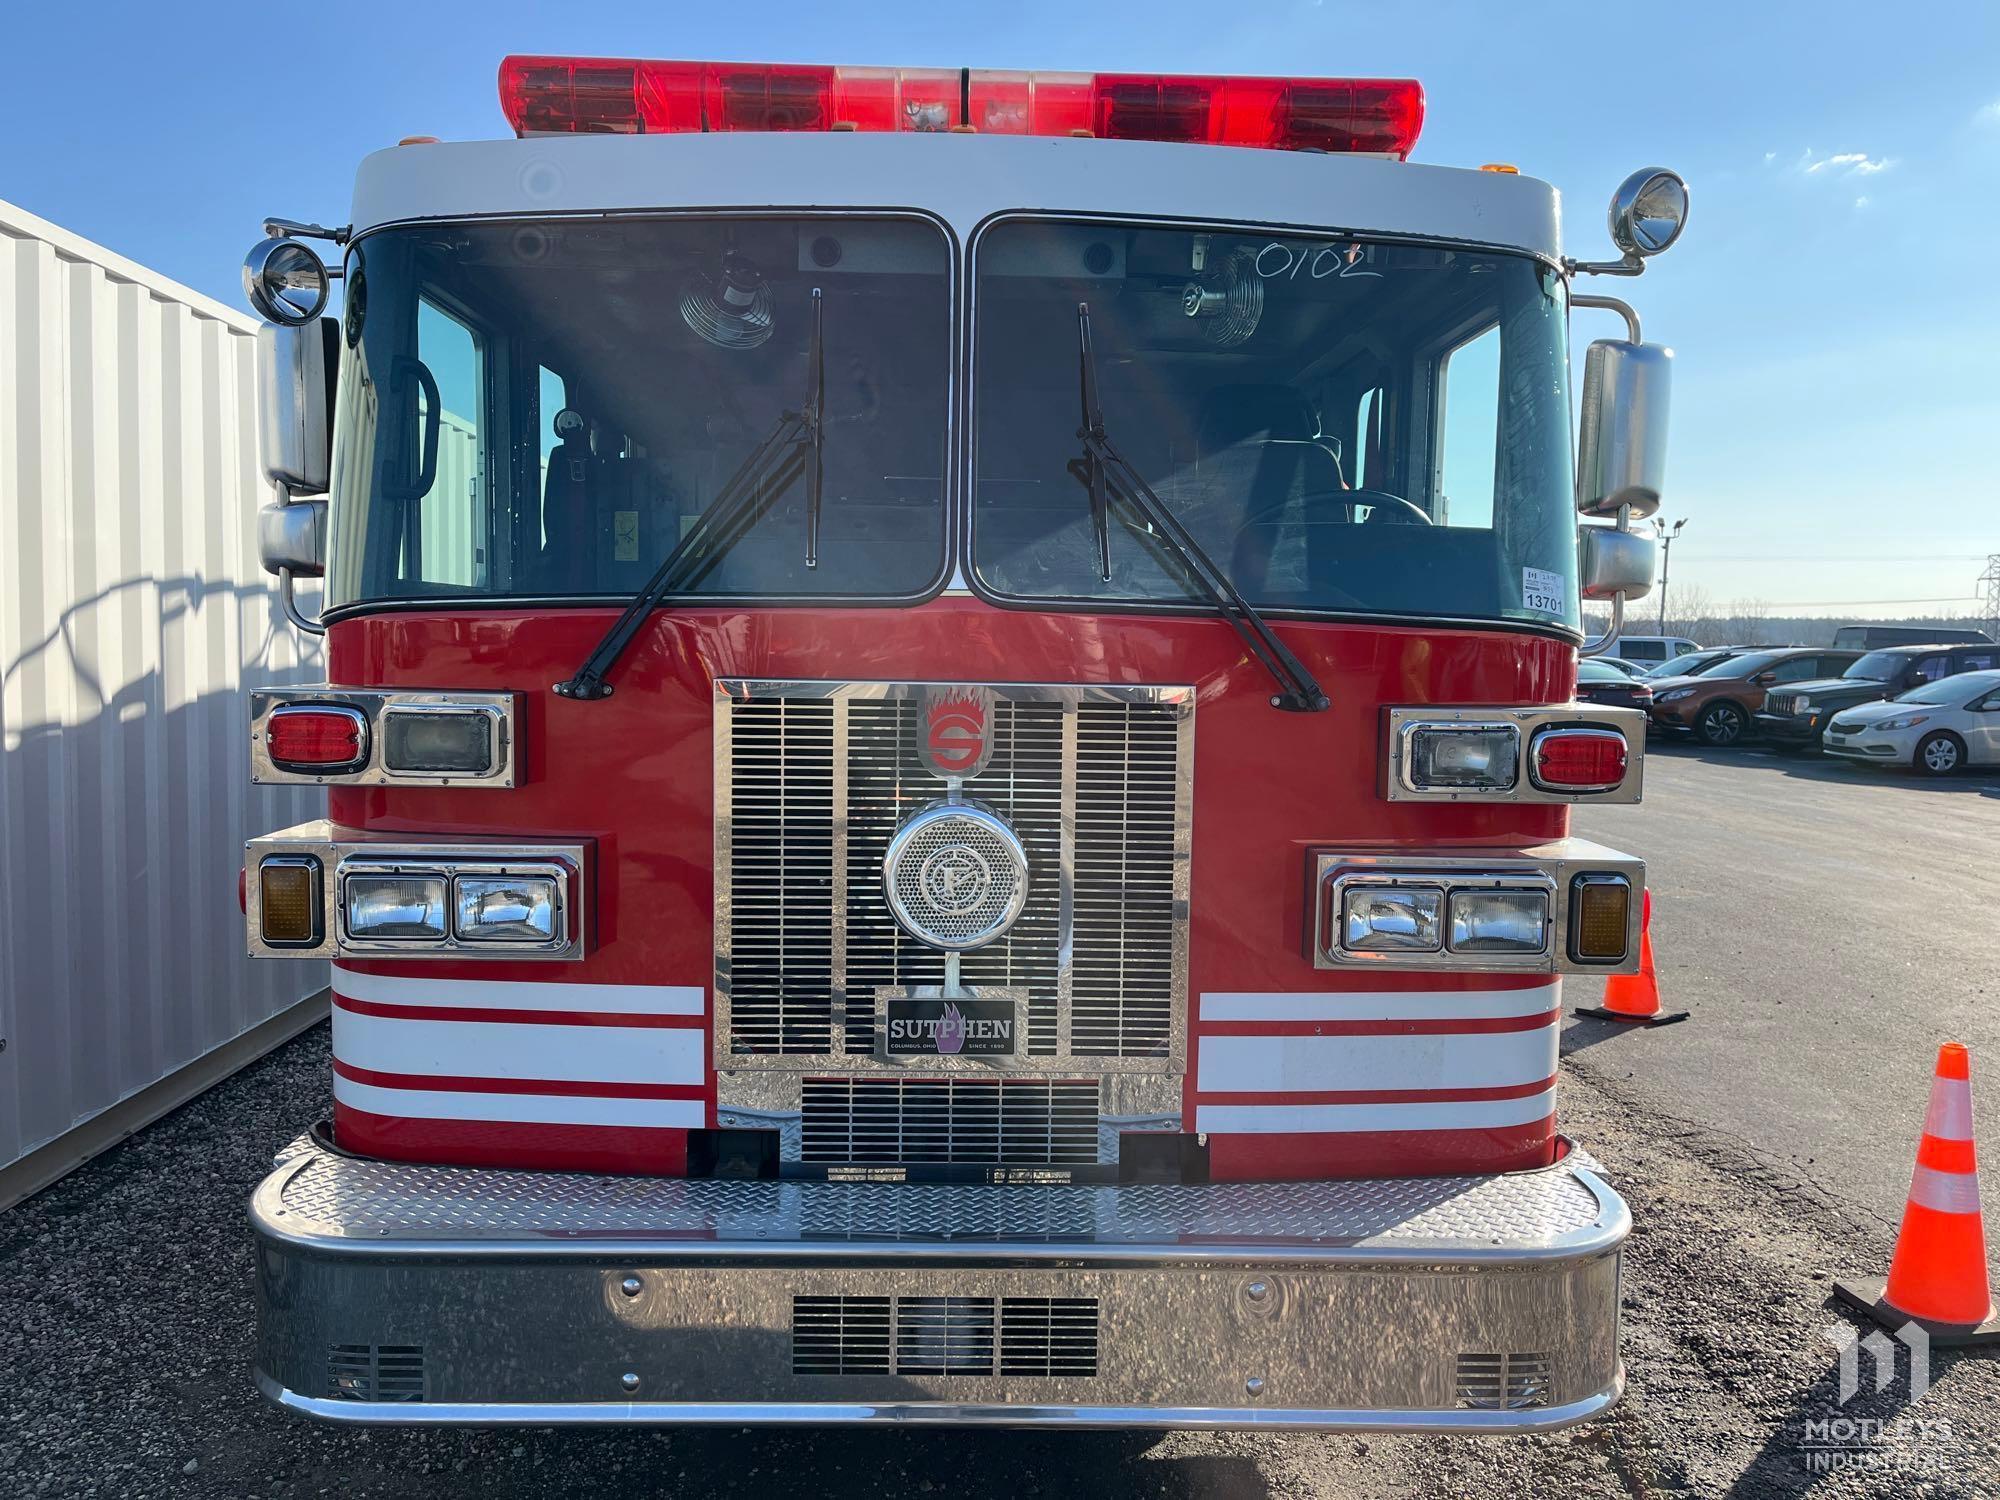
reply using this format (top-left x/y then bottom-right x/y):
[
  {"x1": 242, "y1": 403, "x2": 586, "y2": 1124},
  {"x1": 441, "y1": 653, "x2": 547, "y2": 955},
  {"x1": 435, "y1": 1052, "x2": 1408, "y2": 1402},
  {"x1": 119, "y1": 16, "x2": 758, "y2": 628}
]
[
  {"x1": 1068, "y1": 302, "x2": 1328, "y2": 713},
  {"x1": 556, "y1": 289, "x2": 825, "y2": 701}
]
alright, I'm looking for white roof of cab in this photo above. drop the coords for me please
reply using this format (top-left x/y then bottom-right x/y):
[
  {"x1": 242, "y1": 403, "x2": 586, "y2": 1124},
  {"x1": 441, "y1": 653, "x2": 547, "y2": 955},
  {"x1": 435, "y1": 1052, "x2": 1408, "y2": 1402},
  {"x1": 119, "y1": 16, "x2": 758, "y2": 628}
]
[{"x1": 350, "y1": 132, "x2": 1563, "y2": 260}]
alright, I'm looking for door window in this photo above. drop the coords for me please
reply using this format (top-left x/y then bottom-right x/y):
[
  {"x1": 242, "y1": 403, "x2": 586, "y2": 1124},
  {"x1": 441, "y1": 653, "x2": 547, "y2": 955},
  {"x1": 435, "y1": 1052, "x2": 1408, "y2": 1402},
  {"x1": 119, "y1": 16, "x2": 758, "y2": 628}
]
[
  {"x1": 1955, "y1": 650, "x2": 1998, "y2": 673},
  {"x1": 1771, "y1": 656, "x2": 1820, "y2": 682},
  {"x1": 411, "y1": 299, "x2": 486, "y2": 588},
  {"x1": 1910, "y1": 654, "x2": 1950, "y2": 684},
  {"x1": 1437, "y1": 325, "x2": 1500, "y2": 528}
]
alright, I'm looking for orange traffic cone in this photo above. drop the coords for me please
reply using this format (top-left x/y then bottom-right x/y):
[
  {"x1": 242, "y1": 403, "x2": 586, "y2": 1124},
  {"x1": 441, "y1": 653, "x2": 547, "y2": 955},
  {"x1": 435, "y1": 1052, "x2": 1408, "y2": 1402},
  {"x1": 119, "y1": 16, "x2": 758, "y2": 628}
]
[
  {"x1": 1575, "y1": 890, "x2": 1688, "y2": 1027},
  {"x1": 1834, "y1": 1043, "x2": 2000, "y2": 1345}
]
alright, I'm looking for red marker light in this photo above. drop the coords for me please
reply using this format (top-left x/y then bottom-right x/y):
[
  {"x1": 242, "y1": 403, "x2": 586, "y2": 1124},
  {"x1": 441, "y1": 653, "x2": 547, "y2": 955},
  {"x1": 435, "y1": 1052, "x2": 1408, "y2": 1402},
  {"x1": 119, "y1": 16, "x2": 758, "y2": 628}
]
[
  {"x1": 266, "y1": 706, "x2": 369, "y2": 773},
  {"x1": 1530, "y1": 727, "x2": 1629, "y2": 793},
  {"x1": 499, "y1": 58, "x2": 1425, "y2": 159}
]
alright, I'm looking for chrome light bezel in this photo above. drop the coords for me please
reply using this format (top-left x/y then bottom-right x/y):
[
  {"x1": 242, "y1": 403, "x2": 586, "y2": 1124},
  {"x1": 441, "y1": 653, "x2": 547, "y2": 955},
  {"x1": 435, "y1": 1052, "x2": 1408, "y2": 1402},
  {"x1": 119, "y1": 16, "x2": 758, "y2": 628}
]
[
  {"x1": 1336, "y1": 878, "x2": 1445, "y2": 953},
  {"x1": 1310, "y1": 840, "x2": 1642, "y2": 974},
  {"x1": 341, "y1": 867, "x2": 451, "y2": 943},
  {"x1": 246, "y1": 821, "x2": 586, "y2": 960},
  {"x1": 453, "y1": 868, "x2": 566, "y2": 945},
  {"x1": 1527, "y1": 726, "x2": 1632, "y2": 795},
  {"x1": 250, "y1": 689, "x2": 519, "y2": 787},
  {"x1": 1385, "y1": 706, "x2": 1645, "y2": 803},
  {"x1": 264, "y1": 703, "x2": 371, "y2": 776}
]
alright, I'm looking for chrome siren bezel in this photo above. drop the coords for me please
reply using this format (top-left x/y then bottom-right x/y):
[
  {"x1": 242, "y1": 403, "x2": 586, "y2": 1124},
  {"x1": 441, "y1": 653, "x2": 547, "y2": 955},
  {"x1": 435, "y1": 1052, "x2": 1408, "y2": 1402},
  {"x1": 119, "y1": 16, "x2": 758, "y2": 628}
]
[{"x1": 882, "y1": 801, "x2": 1031, "y2": 952}]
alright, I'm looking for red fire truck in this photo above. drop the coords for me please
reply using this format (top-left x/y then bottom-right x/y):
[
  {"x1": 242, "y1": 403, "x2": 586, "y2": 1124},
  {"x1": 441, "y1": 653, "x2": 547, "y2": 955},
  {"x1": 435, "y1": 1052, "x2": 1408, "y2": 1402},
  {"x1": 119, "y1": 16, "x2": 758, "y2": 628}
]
[{"x1": 238, "y1": 56, "x2": 1685, "y2": 1430}]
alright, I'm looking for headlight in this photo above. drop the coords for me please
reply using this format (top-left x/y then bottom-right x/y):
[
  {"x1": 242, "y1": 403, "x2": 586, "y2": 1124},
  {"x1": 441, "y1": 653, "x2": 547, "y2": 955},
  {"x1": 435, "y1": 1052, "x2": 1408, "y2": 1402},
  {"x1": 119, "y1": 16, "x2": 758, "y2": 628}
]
[
  {"x1": 1402, "y1": 724, "x2": 1520, "y2": 791},
  {"x1": 343, "y1": 872, "x2": 449, "y2": 940},
  {"x1": 455, "y1": 873, "x2": 560, "y2": 943},
  {"x1": 1448, "y1": 888, "x2": 1549, "y2": 954},
  {"x1": 1657, "y1": 687, "x2": 1695, "y2": 702},
  {"x1": 1875, "y1": 713, "x2": 1930, "y2": 731},
  {"x1": 1341, "y1": 885, "x2": 1442, "y2": 952}
]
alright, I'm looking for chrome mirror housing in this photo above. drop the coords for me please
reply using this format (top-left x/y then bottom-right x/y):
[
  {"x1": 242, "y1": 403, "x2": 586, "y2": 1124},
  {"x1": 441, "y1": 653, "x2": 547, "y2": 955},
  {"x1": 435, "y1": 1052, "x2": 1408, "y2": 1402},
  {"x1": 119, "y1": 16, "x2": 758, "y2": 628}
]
[
  {"x1": 1578, "y1": 525, "x2": 1655, "y2": 602},
  {"x1": 258, "y1": 496, "x2": 326, "y2": 580},
  {"x1": 256, "y1": 320, "x2": 338, "y2": 493},
  {"x1": 244, "y1": 237, "x2": 332, "y2": 324},
  {"x1": 1608, "y1": 168, "x2": 1690, "y2": 259},
  {"x1": 1576, "y1": 339, "x2": 1671, "y2": 519}
]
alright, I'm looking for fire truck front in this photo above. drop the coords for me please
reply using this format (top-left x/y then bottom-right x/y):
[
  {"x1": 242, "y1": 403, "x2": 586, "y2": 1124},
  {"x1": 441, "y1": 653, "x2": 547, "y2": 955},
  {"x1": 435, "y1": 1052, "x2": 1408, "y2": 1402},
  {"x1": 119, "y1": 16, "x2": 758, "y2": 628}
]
[{"x1": 239, "y1": 58, "x2": 1686, "y2": 1430}]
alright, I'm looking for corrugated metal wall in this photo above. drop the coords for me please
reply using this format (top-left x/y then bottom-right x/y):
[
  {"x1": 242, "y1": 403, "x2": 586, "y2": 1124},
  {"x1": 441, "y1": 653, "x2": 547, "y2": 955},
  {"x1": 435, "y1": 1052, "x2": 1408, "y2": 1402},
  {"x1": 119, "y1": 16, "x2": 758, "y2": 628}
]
[{"x1": 0, "y1": 197, "x2": 328, "y2": 1182}]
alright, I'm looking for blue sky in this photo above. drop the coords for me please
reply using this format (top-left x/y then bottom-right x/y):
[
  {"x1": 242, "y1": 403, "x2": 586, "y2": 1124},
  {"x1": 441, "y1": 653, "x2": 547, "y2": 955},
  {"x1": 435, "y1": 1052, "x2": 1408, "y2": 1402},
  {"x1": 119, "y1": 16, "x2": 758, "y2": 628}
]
[{"x1": 8, "y1": 1, "x2": 1996, "y2": 618}]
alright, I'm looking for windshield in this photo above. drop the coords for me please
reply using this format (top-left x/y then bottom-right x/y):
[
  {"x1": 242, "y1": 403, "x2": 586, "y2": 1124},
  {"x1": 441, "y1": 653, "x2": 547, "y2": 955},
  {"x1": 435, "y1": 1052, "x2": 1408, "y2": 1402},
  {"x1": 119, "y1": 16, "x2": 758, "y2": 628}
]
[
  {"x1": 968, "y1": 222, "x2": 1577, "y2": 628},
  {"x1": 1578, "y1": 660, "x2": 1626, "y2": 682},
  {"x1": 327, "y1": 217, "x2": 951, "y2": 609},
  {"x1": 1845, "y1": 651, "x2": 1909, "y2": 681}
]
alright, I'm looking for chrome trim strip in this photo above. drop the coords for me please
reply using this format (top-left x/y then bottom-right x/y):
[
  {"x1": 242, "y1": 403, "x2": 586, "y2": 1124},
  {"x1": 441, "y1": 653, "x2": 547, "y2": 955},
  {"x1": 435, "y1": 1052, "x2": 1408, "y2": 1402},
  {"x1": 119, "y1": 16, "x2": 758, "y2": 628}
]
[
  {"x1": 1309, "y1": 840, "x2": 1643, "y2": 975},
  {"x1": 1384, "y1": 706, "x2": 1645, "y2": 804},
  {"x1": 258, "y1": 1369, "x2": 1625, "y2": 1433},
  {"x1": 250, "y1": 689, "x2": 520, "y2": 788},
  {"x1": 244, "y1": 819, "x2": 589, "y2": 961}
]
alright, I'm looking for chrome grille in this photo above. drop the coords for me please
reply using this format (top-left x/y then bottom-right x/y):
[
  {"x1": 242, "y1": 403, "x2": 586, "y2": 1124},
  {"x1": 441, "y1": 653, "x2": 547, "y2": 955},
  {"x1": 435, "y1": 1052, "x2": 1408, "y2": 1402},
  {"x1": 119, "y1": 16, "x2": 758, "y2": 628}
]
[
  {"x1": 717, "y1": 683, "x2": 1190, "y2": 1073},
  {"x1": 800, "y1": 1076, "x2": 1100, "y2": 1164},
  {"x1": 327, "y1": 1344, "x2": 425, "y2": 1402},
  {"x1": 792, "y1": 1295, "x2": 1102, "y2": 1378},
  {"x1": 1455, "y1": 1351, "x2": 1551, "y2": 1409}
]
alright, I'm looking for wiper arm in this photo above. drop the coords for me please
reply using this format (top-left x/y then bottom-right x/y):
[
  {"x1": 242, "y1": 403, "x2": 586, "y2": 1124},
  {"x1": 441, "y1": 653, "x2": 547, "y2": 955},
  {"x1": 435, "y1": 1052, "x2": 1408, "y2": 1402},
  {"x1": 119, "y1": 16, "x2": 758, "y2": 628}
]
[
  {"x1": 556, "y1": 290, "x2": 826, "y2": 702},
  {"x1": 1068, "y1": 302, "x2": 1329, "y2": 713}
]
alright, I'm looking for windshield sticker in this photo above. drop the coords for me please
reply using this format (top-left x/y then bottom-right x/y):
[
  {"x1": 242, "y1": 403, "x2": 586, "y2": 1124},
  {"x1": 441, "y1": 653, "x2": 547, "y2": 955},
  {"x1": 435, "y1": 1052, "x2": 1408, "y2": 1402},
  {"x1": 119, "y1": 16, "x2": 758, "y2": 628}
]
[{"x1": 1522, "y1": 567, "x2": 1566, "y2": 616}]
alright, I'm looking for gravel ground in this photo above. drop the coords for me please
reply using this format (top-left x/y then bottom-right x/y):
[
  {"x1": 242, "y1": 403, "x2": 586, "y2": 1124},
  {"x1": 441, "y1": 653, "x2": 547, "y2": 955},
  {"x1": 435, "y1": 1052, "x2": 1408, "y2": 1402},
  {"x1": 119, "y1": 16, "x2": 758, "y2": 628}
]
[{"x1": 2, "y1": 1022, "x2": 1996, "y2": 1499}]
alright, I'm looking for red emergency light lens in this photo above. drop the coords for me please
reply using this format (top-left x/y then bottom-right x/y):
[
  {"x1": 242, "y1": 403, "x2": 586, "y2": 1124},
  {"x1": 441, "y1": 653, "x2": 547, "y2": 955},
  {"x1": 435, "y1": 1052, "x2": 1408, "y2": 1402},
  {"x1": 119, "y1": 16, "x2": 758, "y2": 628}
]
[
  {"x1": 499, "y1": 57, "x2": 1425, "y2": 158},
  {"x1": 1529, "y1": 727, "x2": 1629, "y2": 793},
  {"x1": 266, "y1": 706, "x2": 369, "y2": 773}
]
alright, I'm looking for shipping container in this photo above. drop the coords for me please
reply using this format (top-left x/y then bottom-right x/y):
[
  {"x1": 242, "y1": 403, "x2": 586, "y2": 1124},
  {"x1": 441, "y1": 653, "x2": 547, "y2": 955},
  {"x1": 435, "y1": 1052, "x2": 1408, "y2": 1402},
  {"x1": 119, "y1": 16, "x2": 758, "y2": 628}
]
[{"x1": 0, "y1": 197, "x2": 328, "y2": 1206}]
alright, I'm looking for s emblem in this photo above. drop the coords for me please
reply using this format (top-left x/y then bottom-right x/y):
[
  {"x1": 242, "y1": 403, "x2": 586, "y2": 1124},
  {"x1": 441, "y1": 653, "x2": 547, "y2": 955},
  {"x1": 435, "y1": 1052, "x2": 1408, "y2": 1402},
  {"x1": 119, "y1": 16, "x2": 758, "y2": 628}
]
[{"x1": 922, "y1": 688, "x2": 994, "y2": 780}]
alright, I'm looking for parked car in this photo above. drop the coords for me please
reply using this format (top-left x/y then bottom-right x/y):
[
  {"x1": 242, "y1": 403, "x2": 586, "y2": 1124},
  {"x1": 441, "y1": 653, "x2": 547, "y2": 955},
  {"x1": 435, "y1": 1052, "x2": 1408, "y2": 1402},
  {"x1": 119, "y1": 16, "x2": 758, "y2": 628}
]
[
  {"x1": 1599, "y1": 657, "x2": 1647, "y2": 678},
  {"x1": 1823, "y1": 670, "x2": 2000, "y2": 775},
  {"x1": 1604, "y1": 635, "x2": 1700, "y2": 668},
  {"x1": 1648, "y1": 647, "x2": 1861, "y2": 746},
  {"x1": 1831, "y1": 625, "x2": 1994, "y2": 650},
  {"x1": 1577, "y1": 658, "x2": 1653, "y2": 710},
  {"x1": 1644, "y1": 646, "x2": 1749, "y2": 680},
  {"x1": 1755, "y1": 642, "x2": 2000, "y2": 749}
]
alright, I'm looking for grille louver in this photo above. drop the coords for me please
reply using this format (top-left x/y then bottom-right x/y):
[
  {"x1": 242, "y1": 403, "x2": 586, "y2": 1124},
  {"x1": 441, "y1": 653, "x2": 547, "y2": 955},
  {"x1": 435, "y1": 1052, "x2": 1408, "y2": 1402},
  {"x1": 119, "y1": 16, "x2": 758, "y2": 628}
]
[
  {"x1": 793, "y1": 1295, "x2": 1101, "y2": 1378},
  {"x1": 327, "y1": 1344, "x2": 426, "y2": 1402},
  {"x1": 800, "y1": 1075, "x2": 1099, "y2": 1164},
  {"x1": 1455, "y1": 1351, "x2": 1551, "y2": 1409}
]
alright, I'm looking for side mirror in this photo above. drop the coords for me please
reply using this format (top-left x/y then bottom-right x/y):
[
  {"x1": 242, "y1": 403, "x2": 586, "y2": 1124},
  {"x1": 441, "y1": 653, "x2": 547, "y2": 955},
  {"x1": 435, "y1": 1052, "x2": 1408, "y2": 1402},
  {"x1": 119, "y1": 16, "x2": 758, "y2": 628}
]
[
  {"x1": 1576, "y1": 339, "x2": 1672, "y2": 519},
  {"x1": 1753, "y1": 672, "x2": 1777, "y2": 686},
  {"x1": 258, "y1": 496, "x2": 326, "y2": 580},
  {"x1": 1578, "y1": 525, "x2": 1656, "y2": 602},
  {"x1": 1608, "y1": 168, "x2": 1691, "y2": 259},
  {"x1": 257, "y1": 319, "x2": 339, "y2": 493}
]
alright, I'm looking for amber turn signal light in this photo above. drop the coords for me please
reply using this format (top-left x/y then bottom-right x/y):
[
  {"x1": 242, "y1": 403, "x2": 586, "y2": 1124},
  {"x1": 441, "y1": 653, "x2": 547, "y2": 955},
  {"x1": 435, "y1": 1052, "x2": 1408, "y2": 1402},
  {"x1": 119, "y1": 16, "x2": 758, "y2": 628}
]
[
  {"x1": 259, "y1": 856, "x2": 323, "y2": 946},
  {"x1": 1568, "y1": 873, "x2": 1630, "y2": 964}
]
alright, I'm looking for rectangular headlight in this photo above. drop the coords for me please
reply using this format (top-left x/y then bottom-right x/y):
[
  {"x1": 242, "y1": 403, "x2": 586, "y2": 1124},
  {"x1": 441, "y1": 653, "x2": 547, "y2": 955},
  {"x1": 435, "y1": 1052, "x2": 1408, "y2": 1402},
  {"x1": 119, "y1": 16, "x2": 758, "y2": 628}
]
[
  {"x1": 343, "y1": 872, "x2": 449, "y2": 941},
  {"x1": 1448, "y1": 888, "x2": 1549, "y2": 954},
  {"x1": 1404, "y1": 724, "x2": 1520, "y2": 791},
  {"x1": 454, "y1": 873, "x2": 561, "y2": 943},
  {"x1": 382, "y1": 708, "x2": 497, "y2": 776},
  {"x1": 1341, "y1": 884, "x2": 1442, "y2": 952}
]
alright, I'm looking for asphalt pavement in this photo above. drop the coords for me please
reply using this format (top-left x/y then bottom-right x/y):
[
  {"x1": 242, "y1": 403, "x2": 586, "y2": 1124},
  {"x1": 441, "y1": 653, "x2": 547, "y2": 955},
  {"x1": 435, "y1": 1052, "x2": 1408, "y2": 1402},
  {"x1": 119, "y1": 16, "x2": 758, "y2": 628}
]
[{"x1": 4, "y1": 735, "x2": 1999, "y2": 1497}]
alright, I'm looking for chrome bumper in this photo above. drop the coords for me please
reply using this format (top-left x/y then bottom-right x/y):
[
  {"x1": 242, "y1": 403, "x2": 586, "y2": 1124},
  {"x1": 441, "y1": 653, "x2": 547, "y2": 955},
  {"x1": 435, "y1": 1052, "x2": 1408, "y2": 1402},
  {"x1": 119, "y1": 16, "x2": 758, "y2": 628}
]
[{"x1": 250, "y1": 1138, "x2": 1627, "y2": 1431}]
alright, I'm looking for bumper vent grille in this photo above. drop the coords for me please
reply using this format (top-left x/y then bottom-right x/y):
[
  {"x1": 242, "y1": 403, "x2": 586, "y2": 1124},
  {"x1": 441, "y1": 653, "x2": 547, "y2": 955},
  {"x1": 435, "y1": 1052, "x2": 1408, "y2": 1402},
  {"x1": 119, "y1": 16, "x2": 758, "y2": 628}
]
[
  {"x1": 792, "y1": 1296, "x2": 893, "y2": 1375},
  {"x1": 327, "y1": 1344, "x2": 426, "y2": 1402},
  {"x1": 792, "y1": 1295, "x2": 1101, "y2": 1378},
  {"x1": 1000, "y1": 1298, "x2": 1101, "y2": 1376},
  {"x1": 720, "y1": 685, "x2": 1188, "y2": 1067},
  {"x1": 1455, "y1": 1351, "x2": 1551, "y2": 1409},
  {"x1": 801, "y1": 1075, "x2": 1099, "y2": 1164}
]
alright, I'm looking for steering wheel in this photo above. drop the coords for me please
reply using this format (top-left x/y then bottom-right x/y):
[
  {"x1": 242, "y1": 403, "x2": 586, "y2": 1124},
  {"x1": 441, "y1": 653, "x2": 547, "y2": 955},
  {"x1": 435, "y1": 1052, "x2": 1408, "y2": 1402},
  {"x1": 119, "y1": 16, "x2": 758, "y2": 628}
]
[
  {"x1": 1351, "y1": 489, "x2": 1433, "y2": 526},
  {"x1": 1233, "y1": 487, "x2": 1433, "y2": 537}
]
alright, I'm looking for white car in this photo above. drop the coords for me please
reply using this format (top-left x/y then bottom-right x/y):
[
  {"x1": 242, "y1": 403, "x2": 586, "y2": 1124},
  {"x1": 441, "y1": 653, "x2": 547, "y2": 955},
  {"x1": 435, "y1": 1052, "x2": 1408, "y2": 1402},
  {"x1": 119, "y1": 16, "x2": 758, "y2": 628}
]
[{"x1": 1822, "y1": 670, "x2": 2000, "y2": 775}]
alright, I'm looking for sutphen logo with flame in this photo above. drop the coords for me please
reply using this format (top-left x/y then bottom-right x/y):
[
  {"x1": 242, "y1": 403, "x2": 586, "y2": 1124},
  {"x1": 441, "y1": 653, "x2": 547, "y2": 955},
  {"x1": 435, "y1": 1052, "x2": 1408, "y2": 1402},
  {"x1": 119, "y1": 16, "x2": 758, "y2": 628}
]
[{"x1": 923, "y1": 688, "x2": 994, "y2": 779}]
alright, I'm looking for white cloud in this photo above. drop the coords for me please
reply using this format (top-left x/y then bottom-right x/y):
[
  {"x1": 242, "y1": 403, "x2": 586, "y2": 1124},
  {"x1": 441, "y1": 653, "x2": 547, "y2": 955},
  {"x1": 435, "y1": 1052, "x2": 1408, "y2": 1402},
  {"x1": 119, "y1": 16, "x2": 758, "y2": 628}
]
[
  {"x1": 1763, "y1": 150, "x2": 1777, "y2": 164},
  {"x1": 1978, "y1": 99, "x2": 2000, "y2": 125},
  {"x1": 1854, "y1": 195, "x2": 1871, "y2": 210},
  {"x1": 1800, "y1": 148, "x2": 1892, "y2": 175}
]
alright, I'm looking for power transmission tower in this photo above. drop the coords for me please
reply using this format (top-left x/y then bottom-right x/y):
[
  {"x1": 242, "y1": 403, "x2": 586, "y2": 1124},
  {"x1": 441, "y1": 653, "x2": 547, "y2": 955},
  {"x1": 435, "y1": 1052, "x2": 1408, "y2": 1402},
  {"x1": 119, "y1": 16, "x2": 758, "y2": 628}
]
[{"x1": 1982, "y1": 554, "x2": 2000, "y2": 641}]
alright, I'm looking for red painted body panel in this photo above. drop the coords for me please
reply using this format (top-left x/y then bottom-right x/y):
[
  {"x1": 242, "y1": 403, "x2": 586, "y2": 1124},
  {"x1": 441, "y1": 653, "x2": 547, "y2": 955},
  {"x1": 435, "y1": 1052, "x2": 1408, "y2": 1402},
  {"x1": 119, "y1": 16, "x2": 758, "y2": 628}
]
[{"x1": 326, "y1": 600, "x2": 1575, "y2": 1178}]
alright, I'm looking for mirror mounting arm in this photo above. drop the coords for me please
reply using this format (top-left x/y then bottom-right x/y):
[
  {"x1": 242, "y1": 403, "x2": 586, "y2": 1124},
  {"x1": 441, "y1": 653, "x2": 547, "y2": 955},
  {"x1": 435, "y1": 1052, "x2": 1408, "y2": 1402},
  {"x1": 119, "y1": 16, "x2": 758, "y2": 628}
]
[
  {"x1": 263, "y1": 217, "x2": 351, "y2": 247},
  {"x1": 1572, "y1": 294, "x2": 1642, "y2": 344},
  {"x1": 1564, "y1": 252, "x2": 1647, "y2": 279}
]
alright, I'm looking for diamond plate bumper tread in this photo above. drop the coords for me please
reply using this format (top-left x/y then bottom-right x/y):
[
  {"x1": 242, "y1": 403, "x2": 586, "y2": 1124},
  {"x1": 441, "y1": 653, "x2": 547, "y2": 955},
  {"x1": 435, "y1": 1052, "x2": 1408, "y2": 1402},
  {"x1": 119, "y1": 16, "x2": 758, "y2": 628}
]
[
  {"x1": 251, "y1": 1140, "x2": 1627, "y2": 1430},
  {"x1": 259, "y1": 1138, "x2": 1618, "y2": 1256}
]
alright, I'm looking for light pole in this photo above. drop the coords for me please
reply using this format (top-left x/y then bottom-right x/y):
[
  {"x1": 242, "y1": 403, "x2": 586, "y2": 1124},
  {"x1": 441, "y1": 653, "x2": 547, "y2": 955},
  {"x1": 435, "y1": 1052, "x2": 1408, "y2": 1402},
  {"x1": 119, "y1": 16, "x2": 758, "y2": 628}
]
[{"x1": 1656, "y1": 517, "x2": 1688, "y2": 632}]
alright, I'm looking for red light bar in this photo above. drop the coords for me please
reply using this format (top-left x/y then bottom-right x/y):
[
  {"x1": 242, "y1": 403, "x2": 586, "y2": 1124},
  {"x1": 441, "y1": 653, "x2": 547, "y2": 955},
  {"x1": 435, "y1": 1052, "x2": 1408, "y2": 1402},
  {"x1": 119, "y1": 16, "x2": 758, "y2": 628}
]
[{"x1": 498, "y1": 58, "x2": 1424, "y2": 158}]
